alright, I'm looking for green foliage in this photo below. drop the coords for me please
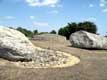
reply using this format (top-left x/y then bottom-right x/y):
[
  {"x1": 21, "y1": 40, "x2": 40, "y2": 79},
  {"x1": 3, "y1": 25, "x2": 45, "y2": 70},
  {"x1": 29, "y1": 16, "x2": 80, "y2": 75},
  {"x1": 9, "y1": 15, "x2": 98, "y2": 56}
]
[
  {"x1": 16, "y1": 27, "x2": 33, "y2": 38},
  {"x1": 33, "y1": 30, "x2": 38, "y2": 35},
  {"x1": 50, "y1": 30, "x2": 56, "y2": 34},
  {"x1": 58, "y1": 21, "x2": 97, "y2": 39},
  {"x1": 78, "y1": 21, "x2": 97, "y2": 33}
]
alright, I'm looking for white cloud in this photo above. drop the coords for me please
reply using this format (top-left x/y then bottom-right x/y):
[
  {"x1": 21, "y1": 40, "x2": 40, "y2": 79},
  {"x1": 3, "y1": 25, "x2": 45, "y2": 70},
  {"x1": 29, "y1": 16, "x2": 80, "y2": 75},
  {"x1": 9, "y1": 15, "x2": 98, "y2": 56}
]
[
  {"x1": 0, "y1": 16, "x2": 15, "y2": 20},
  {"x1": 88, "y1": 17, "x2": 97, "y2": 21},
  {"x1": 26, "y1": 0, "x2": 59, "y2": 7},
  {"x1": 100, "y1": 3, "x2": 105, "y2": 7},
  {"x1": 100, "y1": 0, "x2": 107, "y2": 7},
  {"x1": 99, "y1": 0, "x2": 107, "y2": 13},
  {"x1": 30, "y1": 16, "x2": 35, "y2": 19},
  {"x1": 102, "y1": 8, "x2": 107, "y2": 12},
  {"x1": 89, "y1": 4, "x2": 94, "y2": 7},
  {"x1": 48, "y1": 10, "x2": 58, "y2": 14},
  {"x1": 5, "y1": 16, "x2": 15, "y2": 19},
  {"x1": 50, "y1": 4, "x2": 56, "y2": 7},
  {"x1": 83, "y1": 17, "x2": 97, "y2": 21},
  {"x1": 33, "y1": 21, "x2": 49, "y2": 27}
]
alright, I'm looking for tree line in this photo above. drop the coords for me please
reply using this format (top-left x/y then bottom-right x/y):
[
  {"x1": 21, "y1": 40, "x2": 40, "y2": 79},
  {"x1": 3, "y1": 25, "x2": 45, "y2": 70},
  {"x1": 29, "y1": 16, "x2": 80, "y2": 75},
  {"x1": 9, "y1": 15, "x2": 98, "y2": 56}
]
[
  {"x1": 16, "y1": 27, "x2": 57, "y2": 38},
  {"x1": 14, "y1": 21, "x2": 98, "y2": 39}
]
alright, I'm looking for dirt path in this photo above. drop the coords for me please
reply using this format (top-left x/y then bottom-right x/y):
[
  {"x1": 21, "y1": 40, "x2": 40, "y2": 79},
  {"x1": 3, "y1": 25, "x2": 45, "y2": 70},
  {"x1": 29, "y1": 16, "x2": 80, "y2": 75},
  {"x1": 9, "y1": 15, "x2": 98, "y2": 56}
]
[{"x1": 0, "y1": 40, "x2": 107, "y2": 80}]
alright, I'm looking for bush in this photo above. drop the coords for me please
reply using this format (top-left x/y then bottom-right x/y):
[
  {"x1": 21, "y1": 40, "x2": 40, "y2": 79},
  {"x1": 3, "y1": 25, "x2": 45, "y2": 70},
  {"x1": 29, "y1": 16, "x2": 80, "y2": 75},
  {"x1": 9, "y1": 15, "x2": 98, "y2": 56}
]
[
  {"x1": 33, "y1": 30, "x2": 38, "y2": 35},
  {"x1": 16, "y1": 27, "x2": 33, "y2": 38},
  {"x1": 50, "y1": 30, "x2": 57, "y2": 34}
]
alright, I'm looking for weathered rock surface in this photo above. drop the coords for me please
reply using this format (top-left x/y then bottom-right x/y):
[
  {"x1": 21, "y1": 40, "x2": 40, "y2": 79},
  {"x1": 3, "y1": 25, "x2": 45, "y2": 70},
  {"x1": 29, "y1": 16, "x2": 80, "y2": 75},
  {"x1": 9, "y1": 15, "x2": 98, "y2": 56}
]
[
  {"x1": 0, "y1": 27, "x2": 80, "y2": 68},
  {"x1": 0, "y1": 27, "x2": 36, "y2": 61},
  {"x1": 11, "y1": 49, "x2": 80, "y2": 68},
  {"x1": 70, "y1": 31, "x2": 107, "y2": 49}
]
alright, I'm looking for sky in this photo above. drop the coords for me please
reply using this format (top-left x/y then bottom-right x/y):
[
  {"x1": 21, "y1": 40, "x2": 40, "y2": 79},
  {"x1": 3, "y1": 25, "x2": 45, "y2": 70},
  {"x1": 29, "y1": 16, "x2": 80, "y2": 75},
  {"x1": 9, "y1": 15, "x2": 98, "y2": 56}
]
[{"x1": 0, "y1": 0, "x2": 107, "y2": 35}]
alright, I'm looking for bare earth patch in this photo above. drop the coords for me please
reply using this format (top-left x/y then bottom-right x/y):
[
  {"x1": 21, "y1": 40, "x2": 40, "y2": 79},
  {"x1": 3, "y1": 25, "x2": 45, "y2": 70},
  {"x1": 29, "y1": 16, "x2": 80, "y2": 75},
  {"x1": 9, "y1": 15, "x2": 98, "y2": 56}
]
[{"x1": 0, "y1": 40, "x2": 107, "y2": 80}]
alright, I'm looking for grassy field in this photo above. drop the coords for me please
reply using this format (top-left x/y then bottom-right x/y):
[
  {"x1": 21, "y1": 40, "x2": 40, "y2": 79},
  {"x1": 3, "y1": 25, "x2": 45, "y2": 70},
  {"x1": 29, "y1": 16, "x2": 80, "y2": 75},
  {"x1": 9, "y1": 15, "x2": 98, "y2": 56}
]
[{"x1": 0, "y1": 40, "x2": 107, "y2": 80}]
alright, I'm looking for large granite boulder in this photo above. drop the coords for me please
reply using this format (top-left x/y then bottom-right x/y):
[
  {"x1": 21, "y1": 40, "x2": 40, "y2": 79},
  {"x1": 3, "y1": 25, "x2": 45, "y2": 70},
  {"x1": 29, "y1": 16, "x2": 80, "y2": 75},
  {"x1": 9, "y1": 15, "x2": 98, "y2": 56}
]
[
  {"x1": 0, "y1": 27, "x2": 36, "y2": 61},
  {"x1": 70, "y1": 31, "x2": 107, "y2": 49}
]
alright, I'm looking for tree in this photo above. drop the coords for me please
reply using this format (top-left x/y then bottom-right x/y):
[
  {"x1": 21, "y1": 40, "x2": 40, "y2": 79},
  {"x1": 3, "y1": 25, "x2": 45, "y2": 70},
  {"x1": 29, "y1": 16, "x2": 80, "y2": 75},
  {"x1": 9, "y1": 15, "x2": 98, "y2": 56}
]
[
  {"x1": 58, "y1": 21, "x2": 97, "y2": 39},
  {"x1": 58, "y1": 22, "x2": 78, "y2": 39},
  {"x1": 33, "y1": 30, "x2": 38, "y2": 35},
  {"x1": 78, "y1": 21, "x2": 97, "y2": 33},
  {"x1": 105, "y1": 32, "x2": 107, "y2": 37},
  {"x1": 16, "y1": 27, "x2": 33, "y2": 38},
  {"x1": 50, "y1": 30, "x2": 56, "y2": 34}
]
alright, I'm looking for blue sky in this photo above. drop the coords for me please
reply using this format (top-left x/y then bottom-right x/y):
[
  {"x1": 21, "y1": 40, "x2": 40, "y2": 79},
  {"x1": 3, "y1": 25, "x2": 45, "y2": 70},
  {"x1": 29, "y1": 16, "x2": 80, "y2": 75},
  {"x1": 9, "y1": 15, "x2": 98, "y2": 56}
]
[{"x1": 0, "y1": 0, "x2": 107, "y2": 35}]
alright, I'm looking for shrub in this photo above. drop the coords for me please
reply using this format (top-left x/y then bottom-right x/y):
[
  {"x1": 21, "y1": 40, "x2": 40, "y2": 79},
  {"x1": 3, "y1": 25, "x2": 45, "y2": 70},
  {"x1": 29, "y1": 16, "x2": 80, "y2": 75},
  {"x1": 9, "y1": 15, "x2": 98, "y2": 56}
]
[{"x1": 50, "y1": 30, "x2": 56, "y2": 34}]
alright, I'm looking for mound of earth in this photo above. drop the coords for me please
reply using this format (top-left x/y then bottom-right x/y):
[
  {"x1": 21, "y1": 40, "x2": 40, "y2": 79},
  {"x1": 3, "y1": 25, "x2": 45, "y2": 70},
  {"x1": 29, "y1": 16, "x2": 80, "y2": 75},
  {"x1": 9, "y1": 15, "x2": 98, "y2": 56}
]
[
  {"x1": 0, "y1": 27, "x2": 80, "y2": 68},
  {"x1": 32, "y1": 34, "x2": 67, "y2": 43}
]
